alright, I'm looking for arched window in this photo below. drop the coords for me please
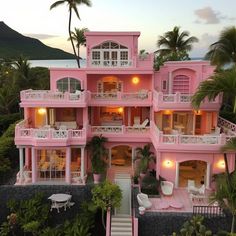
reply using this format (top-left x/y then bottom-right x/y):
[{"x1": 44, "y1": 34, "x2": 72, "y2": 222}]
[
  {"x1": 91, "y1": 41, "x2": 130, "y2": 67},
  {"x1": 57, "y1": 78, "x2": 81, "y2": 93},
  {"x1": 173, "y1": 75, "x2": 190, "y2": 94}
]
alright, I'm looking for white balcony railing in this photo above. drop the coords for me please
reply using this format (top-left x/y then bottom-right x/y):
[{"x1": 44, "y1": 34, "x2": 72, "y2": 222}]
[
  {"x1": 20, "y1": 90, "x2": 86, "y2": 103},
  {"x1": 89, "y1": 91, "x2": 151, "y2": 101},
  {"x1": 218, "y1": 116, "x2": 236, "y2": 135},
  {"x1": 91, "y1": 59, "x2": 132, "y2": 67}
]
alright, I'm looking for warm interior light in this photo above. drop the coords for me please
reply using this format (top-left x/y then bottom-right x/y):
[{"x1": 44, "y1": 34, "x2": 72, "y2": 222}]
[
  {"x1": 194, "y1": 110, "x2": 201, "y2": 115},
  {"x1": 118, "y1": 107, "x2": 123, "y2": 113},
  {"x1": 38, "y1": 108, "x2": 46, "y2": 115},
  {"x1": 163, "y1": 160, "x2": 173, "y2": 168},
  {"x1": 164, "y1": 110, "x2": 172, "y2": 115},
  {"x1": 132, "y1": 76, "x2": 140, "y2": 85},
  {"x1": 217, "y1": 160, "x2": 225, "y2": 169}
]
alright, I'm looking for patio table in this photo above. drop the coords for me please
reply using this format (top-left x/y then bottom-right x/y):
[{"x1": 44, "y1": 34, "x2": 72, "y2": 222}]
[{"x1": 48, "y1": 193, "x2": 73, "y2": 213}]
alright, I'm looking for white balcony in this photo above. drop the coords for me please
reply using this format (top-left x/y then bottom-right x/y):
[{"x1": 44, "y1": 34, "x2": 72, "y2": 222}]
[
  {"x1": 90, "y1": 59, "x2": 132, "y2": 68},
  {"x1": 20, "y1": 89, "x2": 87, "y2": 107}
]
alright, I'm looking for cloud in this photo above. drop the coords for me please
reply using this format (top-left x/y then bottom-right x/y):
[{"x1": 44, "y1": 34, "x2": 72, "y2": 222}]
[
  {"x1": 25, "y1": 33, "x2": 58, "y2": 40},
  {"x1": 194, "y1": 7, "x2": 222, "y2": 24},
  {"x1": 194, "y1": 6, "x2": 236, "y2": 24}
]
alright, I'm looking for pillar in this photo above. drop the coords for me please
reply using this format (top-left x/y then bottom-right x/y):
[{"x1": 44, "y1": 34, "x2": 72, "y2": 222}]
[
  {"x1": 31, "y1": 147, "x2": 37, "y2": 183},
  {"x1": 132, "y1": 147, "x2": 136, "y2": 171},
  {"x1": 206, "y1": 162, "x2": 211, "y2": 189},
  {"x1": 65, "y1": 147, "x2": 71, "y2": 184},
  {"x1": 81, "y1": 147, "x2": 85, "y2": 179},
  {"x1": 25, "y1": 147, "x2": 29, "y2": 167},
  {"x1": 156, "y1": 151, "x2": 161, "y2": 180},
  {"x1": 175, "y1": 162, "x2": 180, "y2": 187},
  {"x1": 19, "y1": 147, "x2": 24, "y2": 183}
]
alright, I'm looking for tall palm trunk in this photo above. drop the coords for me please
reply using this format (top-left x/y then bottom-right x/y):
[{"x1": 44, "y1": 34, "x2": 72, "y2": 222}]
[
  {"x1": 77, "y1": 45, "x2": 80, "y2": 68},
  {"x1": 231, "y1": 214, "x2": 235, "y2": 234},
  {"x1": 68, "y1": 7, "x2": 79, "y2": 68}
]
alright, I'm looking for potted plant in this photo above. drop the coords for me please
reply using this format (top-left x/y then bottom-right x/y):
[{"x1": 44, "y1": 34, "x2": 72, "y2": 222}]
[
  {"x1": 135, "y1": 143, "x2": 155, "y2": 178},
  {"x1": 86, "y1": 135, "x2": 108, "y2": 183}
]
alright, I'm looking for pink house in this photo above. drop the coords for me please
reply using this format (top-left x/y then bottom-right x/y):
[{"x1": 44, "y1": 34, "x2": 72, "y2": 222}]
[{"x1": 14, "y1": 31, "x2": 236, "y2": 188}]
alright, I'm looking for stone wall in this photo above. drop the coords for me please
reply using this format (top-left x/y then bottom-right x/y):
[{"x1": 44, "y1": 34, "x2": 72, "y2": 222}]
[{"x1": 0, "y1": 185, "x2": 92, "y2": 225}]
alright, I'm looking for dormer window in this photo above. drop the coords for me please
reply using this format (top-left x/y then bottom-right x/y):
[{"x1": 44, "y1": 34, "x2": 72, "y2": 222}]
[{"x1": 91, "y1": 41, "x2": 131, "y2": 67}]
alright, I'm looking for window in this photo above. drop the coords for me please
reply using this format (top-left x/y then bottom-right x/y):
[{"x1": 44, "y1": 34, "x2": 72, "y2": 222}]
[
  {"x1": 57, "y1": 78, "x2": 81, "y2": 93},
  {"x1": 92, "y1": 51, "x2": 100, "y2": 60},
  {"x1": 120, "y1": 51, "x2": 128, "y2": 60},
  {"x1": 173, "y1": 75, "x2": 190, "y2": 94}
]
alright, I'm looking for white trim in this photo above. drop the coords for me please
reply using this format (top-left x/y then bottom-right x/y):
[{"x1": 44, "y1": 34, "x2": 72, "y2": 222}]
[{"x1": 175, "y1": 162, "x2": 179, "y2": 187}]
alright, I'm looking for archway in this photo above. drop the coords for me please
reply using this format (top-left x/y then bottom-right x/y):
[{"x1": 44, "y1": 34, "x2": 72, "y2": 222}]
[
  {"x1": 179, "y1": 160, "x2": 207, "y2": 187},
  {"x1": 111, "y1": 145, "x2": 132, "y2": 167}
]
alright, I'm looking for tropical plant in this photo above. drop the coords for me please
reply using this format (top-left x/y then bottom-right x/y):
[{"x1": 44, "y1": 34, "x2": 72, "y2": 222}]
[
  {"x1": 156, "y1": 26, "x2": 198, "y2": 56},
  {"x1": 141, "y1": 175, "x2": 159, "y2": 195},
  {"x1": 211, "y1": 171, "x2": 236, "y2": 234},
  {"x1": 191, "y1": 67, "x2": 236, "y2": 113},
  {"x1": 70, "y1": 27, "x2": 89, "y2": 67},
  {"x1": 50, "y1": 0, "x2": 92, "y2": 68},
  {"x1": 86, "y1": 135, "x2": 108, "y2": 174},
  {"x1": 92, "y1": 180, "x2": 122, "y2": 229},
  {"x1": 205, "y1": 26, "x2": 236, "y2": 68},
  {"x1": 135, "y1": 143, "x2": 155, "y2": 174},
  {"x1": 178, "y1": 215, "x2": 212, "y2": 235}
]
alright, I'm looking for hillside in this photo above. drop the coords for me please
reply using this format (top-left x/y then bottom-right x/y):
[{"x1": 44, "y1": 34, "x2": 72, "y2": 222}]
[{"x1": 0, "y1": 22, "x2": 75, "y2": 60}]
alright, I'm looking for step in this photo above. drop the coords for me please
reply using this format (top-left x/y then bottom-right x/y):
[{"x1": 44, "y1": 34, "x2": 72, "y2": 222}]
[
  {"x1": 111, "y1": 226, "x2": 132, "y2": 232},
  {"x1": 111, "y1": 232, "x2": 132, "y2": 236},
  {"x1": 111, "y1": 221, "x2": 132, "y2": 227},
  {"x1": 112, "y1": 216, "x2": 132, "y2": 222}
]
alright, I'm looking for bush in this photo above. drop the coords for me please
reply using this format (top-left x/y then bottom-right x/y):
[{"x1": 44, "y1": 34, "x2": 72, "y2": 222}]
[
  {"x1": 141, "y1": 175, "x2": 160, "y2": 196},
  {"x1": 0, "y1": 113, "x2": 20, "y2": 136}
]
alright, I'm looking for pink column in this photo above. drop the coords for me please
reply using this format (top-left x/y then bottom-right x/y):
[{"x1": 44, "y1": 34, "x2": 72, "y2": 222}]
[
  {"x1": 83, "y1": 107, "x2": 88, "y2": 126},
  {"x1": 31, "y1": 148, "x2": 37, "y2": 183},
  {"x1": 25, "y1": 148, "x2": 29, "y2": 167},
  {"x1": 156, "y1": 151, "x2": 161, "y2": 180},
  {"x1": 65, "y1": 147, "x2": 71, "y2": 184}
]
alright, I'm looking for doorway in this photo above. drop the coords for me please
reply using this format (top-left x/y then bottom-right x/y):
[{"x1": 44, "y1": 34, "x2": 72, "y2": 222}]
[{"x1": 111, "y1": 145, "x2": 132, "y2": 168}]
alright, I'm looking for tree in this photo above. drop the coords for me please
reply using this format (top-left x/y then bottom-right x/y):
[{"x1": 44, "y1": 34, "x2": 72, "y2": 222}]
[
  {"x1": 212, "y1": 172, "x2": 236, "y2": 234},
  {"x1": 92, "y1": 180, "x2": 122, "y2": 229},
  {"x1": 155, "y1": 26, "x2": 198, "y2": 70},
  {"x1": 205, "y1": 26, "x2": 236, "y2": 68},
  {"x1": 86, "y1": 135, "x2": 108, "y2": 174},
  {"x1": 135, "y1": 143, "x2": 155, "y2": 174},
  {"x1": 191, "y1": 67, "x2": 236, "y2": 113},
  {"x1": 50, "y1": 0, "x2": 92, "y2": 68},
  {"x1": 70, "y1": 27, "x2": 89, "y2": 68},
  {"x1": 156, "y1": 26, "x2": 198, "y2": 57}
]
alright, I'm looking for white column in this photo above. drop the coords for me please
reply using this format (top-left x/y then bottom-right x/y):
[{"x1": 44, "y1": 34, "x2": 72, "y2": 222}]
[
  {"x1": 81, "y1": 147, "x2": 85, "y2": 179},
  {"x1": 31, "y1": 148, "x2": 36, "y2": 183},
  {"x1": 175, "y1": 162, "x2": 180, "y2": 187},
  {"x1": 65, "y1": 147, "x2": 71, "y2": 184},
  {"x1": 132, "y1": 147, "x2": 136, "y2": 171},
  {"x1": 19, "y1": 147, "x2": 24, "y2": 183},
  {"x1": 168, "y1": 71, "x2": 172, "y2": 94},
  {"x1": 25, "y1": 148, "x2": 29, "y2": 168},
  {"x1": 206, "y1": 162, "x2": 211, "y2": 189}
]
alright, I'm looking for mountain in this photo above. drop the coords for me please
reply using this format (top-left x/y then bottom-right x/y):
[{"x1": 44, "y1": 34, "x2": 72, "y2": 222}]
[{"x1": 0, "y1": 22, "x2": 75, "y2": 60}]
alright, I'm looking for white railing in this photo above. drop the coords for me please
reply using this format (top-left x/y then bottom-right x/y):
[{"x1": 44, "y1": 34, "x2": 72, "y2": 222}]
[
  {"x1": 16, "y1": 126, "x2": 85, "y2": 140},
  {"x1": 154, "y1": 91, "x2": 193, "y2": 103},
  {"x1": 90, "y1": 91, "x2": 151, "y2": 101},
  {"x1": 20, "y1": 89, "x2": 86, "y2": 102},
  {"x1": 91, "y1": 125, "x2": 150, "y2": 134},
  {"x1": 91, "y1": 59, "x2": 132, "y2": 67},
  {"x1": 218, "y1": 116, "x2": 236, "y2": 135}
]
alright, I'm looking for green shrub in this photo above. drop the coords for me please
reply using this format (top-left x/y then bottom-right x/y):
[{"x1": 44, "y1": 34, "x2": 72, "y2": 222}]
[
  {"x1": 0, "y1": 113, "x2": 20, "y2": 135},
  {"x1": 141, "y1": 175, "x2": 160, "y2": 195}
]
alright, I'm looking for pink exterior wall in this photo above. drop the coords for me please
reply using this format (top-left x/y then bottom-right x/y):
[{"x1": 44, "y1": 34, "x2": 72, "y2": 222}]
[{"x1": 154, "y1": 61, "x2": 215, "y2": 94}]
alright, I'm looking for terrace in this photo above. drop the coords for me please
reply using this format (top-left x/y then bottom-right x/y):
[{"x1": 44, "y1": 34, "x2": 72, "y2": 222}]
[
  {"x1": 20, "y1": 89, "x2": 87, "y2": 107},
  {"x1": 15, "y1": 120, "x2": 87, "y2": 146},
  {"x1": 153, "y1": 91, "x2": 222, "y2": 111}
]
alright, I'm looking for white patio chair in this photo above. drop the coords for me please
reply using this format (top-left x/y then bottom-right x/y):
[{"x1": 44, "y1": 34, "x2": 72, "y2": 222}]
[
  {"x1": 137, "y1": 193, "x2": 152, "y2": 209},
  {"x1": 161, "y1": 181, "x2": 174, "y2": 196},
  {"x1": 133, "y1": 118, "x2": 149, "y2": 129}
]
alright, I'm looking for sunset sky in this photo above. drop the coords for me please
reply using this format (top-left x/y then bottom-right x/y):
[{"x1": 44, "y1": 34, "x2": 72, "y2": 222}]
[{"x1": 1, "y1": 0, "x2": 236, "y2": 58}]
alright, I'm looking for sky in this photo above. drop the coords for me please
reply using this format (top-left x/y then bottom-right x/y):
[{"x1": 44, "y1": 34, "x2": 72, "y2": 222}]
[{"x1": 1, "y1": 0, "x2": 236, "y2": 58}]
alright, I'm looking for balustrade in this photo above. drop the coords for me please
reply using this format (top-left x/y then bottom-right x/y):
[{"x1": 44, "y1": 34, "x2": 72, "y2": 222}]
[{"x1": 218, "y1": 116, "x2": 236, "y2": 135}]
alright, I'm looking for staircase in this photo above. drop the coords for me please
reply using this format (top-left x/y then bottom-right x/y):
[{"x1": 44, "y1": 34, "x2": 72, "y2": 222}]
[
  {"x1": 111, "y1": 215, "x2": 132, "y2": 236},
  {"x1": 110, "y1": 169, "x2": 133, "y2": 236}
]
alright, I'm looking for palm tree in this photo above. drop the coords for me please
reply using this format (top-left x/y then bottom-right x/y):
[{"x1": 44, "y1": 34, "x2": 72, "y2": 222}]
[
  {"x1": 135, "y1": 143, "x2": 155, "y2": 174},
  {"x1": 191, "y1": 67, "x2": 236, "y2": 113},
  {"x1": 211, "y1": 171, "x2": 236, "y2": 234},
  {"x1": 50, "y1": 0, "x2": 92, "y2": 68},
  {"x1": 156, "y1": 26, "x2": 198, "y2": 57},
  {"x1": 86, "y1": 135, "x2": 108, "y2": 174},
  {"x1": 205, "y1": 26, "x2": 236, "y2": 68},
  {"x1": 70, "y1": 27, "x2": 88, "y2": 68}
]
